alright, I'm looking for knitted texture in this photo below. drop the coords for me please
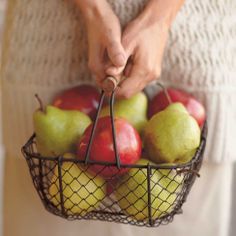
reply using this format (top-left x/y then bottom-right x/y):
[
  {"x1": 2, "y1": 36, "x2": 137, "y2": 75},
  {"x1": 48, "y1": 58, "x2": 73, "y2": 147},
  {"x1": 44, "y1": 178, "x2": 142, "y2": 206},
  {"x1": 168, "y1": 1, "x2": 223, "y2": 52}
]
[
  {"x1": 1, "y1": 0, "x2": 148, "y2": 86},
  {"x1": 162, "y1": 0, "x2": 236, "y2": 89},
  {"x1": 1, "y1": 0, "x2": 236, "y2": 162},
  {"x1": 160, "y1": 0, "x2": 236, "y2": 163}
]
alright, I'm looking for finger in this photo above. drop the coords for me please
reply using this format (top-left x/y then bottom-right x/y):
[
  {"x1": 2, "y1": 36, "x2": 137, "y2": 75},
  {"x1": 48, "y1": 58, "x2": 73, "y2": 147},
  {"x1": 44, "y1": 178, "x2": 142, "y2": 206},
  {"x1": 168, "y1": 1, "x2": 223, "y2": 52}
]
[
  {"x1": 106, "y1": 34, "x2": 136, "y2": 77},
  {"x1": 88, "y1": 44, "x2": 106, "y2": 82},
  {"x1": 124, "y1": 61, "x2": 133, "y2": 77},
  {"x1": 115, "y1": 64, "x2": 148, "y2": 98},
  {"x1": 106, "y1": 39, "x2": 127, "y2": 67},
  {"x1": 104, "y1": 60, "x2": 122, "y2": 76},
  {"x1": 105, "y1": 65, "x2": 124, "y2": 77},
  {"x1": 94, "y1": 76, "x2": 103, "y2": 88},
  {"x1": 106, "y1": 55, "x2": 133, "y2": 77}
]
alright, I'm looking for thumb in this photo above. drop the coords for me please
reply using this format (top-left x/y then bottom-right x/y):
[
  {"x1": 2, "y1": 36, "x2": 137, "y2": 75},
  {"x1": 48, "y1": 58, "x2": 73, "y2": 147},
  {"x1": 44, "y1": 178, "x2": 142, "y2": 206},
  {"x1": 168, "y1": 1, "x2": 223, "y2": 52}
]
[
  {"x1": 106, "y1": 38, "x2": 134, "y2": 77},
  {"x1": 106, "y1": 40, "x2": 127, "y2": 67}
]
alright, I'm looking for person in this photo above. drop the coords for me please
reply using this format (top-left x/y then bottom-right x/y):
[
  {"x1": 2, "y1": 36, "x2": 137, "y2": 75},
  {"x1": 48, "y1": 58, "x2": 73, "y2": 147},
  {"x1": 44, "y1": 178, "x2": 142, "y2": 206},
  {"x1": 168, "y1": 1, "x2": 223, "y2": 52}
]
[{"x1": 0, "y1": 0, "x2": 235, "y2": 235}]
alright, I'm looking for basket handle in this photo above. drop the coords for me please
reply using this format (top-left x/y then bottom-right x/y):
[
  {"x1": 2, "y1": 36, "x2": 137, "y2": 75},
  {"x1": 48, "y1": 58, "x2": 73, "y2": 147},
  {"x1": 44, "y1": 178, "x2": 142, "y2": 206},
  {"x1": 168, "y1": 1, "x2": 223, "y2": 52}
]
[
  {"x1": 85, "y1": 75, "x2": 121, "y2": 168},
  {"x1": 102, "y1": 76, "x2": 119, "y2": 93}
]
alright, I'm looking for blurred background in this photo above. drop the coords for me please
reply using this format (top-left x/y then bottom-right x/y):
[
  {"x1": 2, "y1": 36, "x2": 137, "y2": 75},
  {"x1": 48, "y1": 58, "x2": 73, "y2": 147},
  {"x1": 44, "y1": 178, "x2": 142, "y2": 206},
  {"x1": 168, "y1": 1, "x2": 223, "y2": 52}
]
[
  {"x1": 0, "y1": 0, "x2": 235, "y2": 236},
  {"x1": 0, "y1": 1, "x2": 6, "y2": 235}
]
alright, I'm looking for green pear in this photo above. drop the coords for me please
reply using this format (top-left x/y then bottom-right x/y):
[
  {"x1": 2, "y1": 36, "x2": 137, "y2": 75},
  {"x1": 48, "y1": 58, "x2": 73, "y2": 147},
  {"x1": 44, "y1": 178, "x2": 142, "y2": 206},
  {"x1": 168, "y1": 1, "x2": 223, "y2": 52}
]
[
  {"x1": 100, "y1": 92, "x2": 148, "y2": 133},
  {"x1": 115, "y1": 159, "x2": 183, "y2": 220},
  {"x1": 144, "y1": 103, "x2": 201, "y2": 163},
  {"x1": 49, "y1": 162, "x2": 106, "y2": 215},
  {"x1": 164, "y1": 102, "x2": 189, "y2": 114},
  {"x1": 34, "y1": 105, "x2": 91, "y2": 157}
]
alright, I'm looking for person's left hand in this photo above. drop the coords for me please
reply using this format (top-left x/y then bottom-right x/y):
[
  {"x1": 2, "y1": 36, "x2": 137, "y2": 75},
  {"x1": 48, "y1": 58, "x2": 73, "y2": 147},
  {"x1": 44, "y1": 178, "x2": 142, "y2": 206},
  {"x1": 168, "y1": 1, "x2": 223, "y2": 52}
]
[{"x1": 106, "y1": 14, "x2": 169, "y2": 98}]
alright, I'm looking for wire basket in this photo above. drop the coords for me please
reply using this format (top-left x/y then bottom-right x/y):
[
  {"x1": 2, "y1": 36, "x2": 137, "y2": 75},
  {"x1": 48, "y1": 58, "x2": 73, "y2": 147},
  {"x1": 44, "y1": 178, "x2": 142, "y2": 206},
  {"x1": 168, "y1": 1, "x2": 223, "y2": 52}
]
[{"x1": 22, "y1": 79, "x2": 207, "y2": 227}]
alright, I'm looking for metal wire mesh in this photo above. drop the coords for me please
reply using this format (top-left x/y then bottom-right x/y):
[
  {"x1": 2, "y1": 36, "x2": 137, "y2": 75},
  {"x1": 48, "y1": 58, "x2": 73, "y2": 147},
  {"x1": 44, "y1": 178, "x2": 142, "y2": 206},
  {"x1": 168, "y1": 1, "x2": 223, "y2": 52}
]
[{"x1": 22, "y1": 122, "x2": 207, "y2": 227}]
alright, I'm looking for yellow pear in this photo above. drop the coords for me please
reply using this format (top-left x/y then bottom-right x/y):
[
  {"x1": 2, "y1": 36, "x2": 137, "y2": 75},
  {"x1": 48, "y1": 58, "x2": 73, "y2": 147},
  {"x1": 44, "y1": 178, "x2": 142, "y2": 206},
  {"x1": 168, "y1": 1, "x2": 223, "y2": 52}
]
[
  {"x1": 114, "y1": 159, "x2": 183, "y2": 221},
  {"x1": 49, "y1": 161, "x2": 106, "y2": 215}
]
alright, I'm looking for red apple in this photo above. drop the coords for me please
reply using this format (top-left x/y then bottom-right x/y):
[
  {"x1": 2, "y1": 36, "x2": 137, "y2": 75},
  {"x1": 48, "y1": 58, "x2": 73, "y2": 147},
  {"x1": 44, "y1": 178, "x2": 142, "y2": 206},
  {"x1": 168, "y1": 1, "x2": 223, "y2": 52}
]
[
  {"x1": 77, "y1": 116, "x2": 142, "y2": 178},
  {"x1": 148, "y1": 88, "x2": 206, "y2": 127},
  {"x1": 52, "y1": 84, "x2": 100, "y2": 120}
]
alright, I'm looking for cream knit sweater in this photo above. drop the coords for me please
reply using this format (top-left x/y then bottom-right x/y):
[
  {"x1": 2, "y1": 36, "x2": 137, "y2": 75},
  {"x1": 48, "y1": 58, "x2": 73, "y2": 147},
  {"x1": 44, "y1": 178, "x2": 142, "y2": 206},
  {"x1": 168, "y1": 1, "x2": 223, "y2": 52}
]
[{"x1": 1, "y1": 0, "x2": 236, "y2": 162}]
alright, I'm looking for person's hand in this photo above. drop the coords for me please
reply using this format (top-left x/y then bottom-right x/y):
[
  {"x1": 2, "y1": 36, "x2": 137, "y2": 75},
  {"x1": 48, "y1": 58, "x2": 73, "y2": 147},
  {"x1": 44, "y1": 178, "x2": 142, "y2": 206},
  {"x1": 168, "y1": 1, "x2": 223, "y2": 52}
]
[
  {"x1": 75, "y1": 0, "x2": 126, "y2": 87},
  {"x1": 106, "y1": 0, "x2": 184, "y2": 98},
  {"x1": 108, "y1": 17, "x2": 169, "y2": 98}
]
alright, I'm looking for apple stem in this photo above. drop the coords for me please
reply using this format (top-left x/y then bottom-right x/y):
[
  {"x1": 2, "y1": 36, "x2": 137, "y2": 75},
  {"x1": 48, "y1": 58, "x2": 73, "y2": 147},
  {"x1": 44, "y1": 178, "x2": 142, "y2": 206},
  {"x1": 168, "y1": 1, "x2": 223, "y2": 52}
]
[
  {"x1": 35, "y1": 94, "x2": 44, "y2": 112},
  {"x1": 156, "y1": 82, "x2": 172, "y2": 104}
]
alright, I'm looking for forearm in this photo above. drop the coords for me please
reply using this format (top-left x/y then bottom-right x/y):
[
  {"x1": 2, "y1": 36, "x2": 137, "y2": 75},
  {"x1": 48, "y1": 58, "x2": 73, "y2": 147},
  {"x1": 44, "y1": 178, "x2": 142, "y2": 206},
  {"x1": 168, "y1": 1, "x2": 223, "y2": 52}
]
[
  {"x1": 74, "y1": 0, "x2": 109, "y2": 21},
  {"x1": 140, "y1": 0, "x2": 185, "y2": 28}
]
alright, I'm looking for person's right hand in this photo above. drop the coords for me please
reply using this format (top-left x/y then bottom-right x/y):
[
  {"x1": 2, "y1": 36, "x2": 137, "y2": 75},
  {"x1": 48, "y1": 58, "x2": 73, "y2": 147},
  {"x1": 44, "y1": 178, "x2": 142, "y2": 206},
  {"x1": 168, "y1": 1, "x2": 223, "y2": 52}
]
[{"x1": 75, "y1": 0, "x2": 126, "y2": 87}]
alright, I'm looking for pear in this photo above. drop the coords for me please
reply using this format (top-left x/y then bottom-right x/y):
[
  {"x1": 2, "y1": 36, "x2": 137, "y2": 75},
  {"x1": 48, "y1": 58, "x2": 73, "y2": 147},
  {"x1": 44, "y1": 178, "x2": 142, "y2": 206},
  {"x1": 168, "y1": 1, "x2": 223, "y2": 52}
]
[
  {"x1": 100, "y1": 92, "x2": 148, "y2": 133},
  {"x1": 144, "y1": 103, "x2": 201, "y2": 164},
  {"x1": 115, "y1": 159, "x2": 183, "y2": 220},
  {"x1": 164, "y1": 102, "x2": 189, "y2": 114},
  {"x1": 48, "y1": 161, "x2": 106, "y2": 215},
  {"x1": 62, "y1": 153, "x2": 77, "y2": 159},
  {"x1": 34, "y1": 105, "x2": 91, "y2": 157}
]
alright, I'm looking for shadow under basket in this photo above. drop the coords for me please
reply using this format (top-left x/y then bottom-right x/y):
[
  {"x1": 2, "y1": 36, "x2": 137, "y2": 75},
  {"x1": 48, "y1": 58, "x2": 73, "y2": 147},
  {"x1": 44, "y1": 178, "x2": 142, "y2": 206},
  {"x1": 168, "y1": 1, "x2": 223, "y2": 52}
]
[{"x1": 22, "y1": 122, "x2": 207, "y2": 227}]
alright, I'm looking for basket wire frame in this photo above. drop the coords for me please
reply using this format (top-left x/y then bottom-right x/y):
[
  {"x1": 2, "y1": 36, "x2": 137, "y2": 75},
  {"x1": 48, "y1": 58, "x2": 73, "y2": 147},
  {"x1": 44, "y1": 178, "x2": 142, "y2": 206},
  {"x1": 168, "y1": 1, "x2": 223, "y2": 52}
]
[{"x1": 22, "y1": 89, "x2": 207, "y2": 227}]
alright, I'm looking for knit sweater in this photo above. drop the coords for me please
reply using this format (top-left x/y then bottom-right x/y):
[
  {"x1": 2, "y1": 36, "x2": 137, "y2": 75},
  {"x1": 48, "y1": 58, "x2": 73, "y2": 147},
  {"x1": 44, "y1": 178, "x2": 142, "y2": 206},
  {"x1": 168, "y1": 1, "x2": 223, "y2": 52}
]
[{"x1": 1, "y1": 0, "x2": 236, "y2": 162}]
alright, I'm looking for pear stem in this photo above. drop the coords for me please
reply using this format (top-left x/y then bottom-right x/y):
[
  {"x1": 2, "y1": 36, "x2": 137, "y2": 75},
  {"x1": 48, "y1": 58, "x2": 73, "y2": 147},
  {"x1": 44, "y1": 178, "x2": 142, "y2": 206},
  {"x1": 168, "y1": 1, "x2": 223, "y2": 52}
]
[
  {"x1": 156, "y1": 82, "x2": 172, "y2": 105},
  {"x1": 35, "y1": 94, "x2": 44, "y2": 112}
]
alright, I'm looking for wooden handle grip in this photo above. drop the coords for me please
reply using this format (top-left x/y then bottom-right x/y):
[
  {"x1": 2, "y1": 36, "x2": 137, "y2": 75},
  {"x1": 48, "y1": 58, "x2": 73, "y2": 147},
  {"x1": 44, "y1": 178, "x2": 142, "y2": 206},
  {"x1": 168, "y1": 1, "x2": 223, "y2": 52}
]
[{"x1": 102, "y1": 76, "x2": 119, "y2": 93}]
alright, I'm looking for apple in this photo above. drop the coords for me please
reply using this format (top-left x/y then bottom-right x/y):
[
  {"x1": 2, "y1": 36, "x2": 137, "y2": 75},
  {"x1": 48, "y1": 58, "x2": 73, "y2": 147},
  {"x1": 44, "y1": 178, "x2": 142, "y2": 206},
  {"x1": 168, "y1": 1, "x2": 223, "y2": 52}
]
[
  {"x1": 77, "y1": 116, "x2": 142, "y2": 178},
  {"x1": 52, "y1": 84, "x2": 100, "y2": 120},
  {"x1": 148, "y1": 88, "x2": 206, "y2": 127},
  {"x1": 100, "y1": 92, "x2": 148, "y2": 134}
]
